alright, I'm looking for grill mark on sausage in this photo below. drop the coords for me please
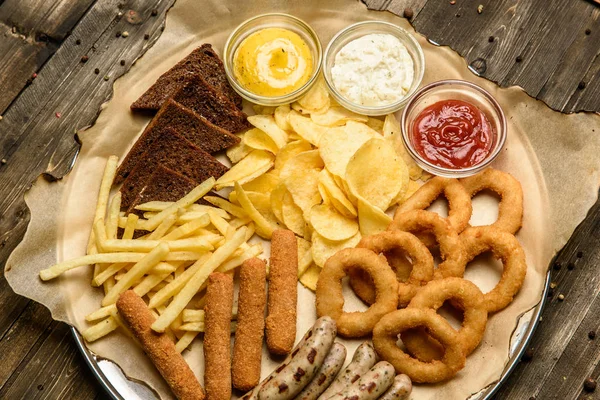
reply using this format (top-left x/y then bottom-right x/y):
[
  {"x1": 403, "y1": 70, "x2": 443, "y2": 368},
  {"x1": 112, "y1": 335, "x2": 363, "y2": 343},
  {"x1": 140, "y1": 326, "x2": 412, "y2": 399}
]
[
  {"x1": 317, "y1": 374, "x2": 327, "y2": 385},
  {"x1": 293, "y1": 367, "x2": 306, "y2": 381},
  {"x1": 278, "y1": 383, "x2": 288, "y2": 393},
  {"x1": 307, "y1": 348, "x2": 317, "y2": 364},
  {"x1": 351, "y1": 374, "x2": 361, "y2": 383}
]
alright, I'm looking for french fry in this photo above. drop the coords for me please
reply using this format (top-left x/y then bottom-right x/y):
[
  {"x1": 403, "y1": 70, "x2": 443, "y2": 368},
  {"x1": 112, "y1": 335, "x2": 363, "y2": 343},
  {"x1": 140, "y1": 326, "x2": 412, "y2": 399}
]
[
  {"x1": 150, "y1": 262, "x2": 178, "y2": 275},
  {"x1": 102, "y1": 243, "x2": 170, "y2": 306},
  {"x1": 93, "y1": 219, "x2": 107, "y2": 253},
  {"x1": 147, "y1": 214, "x2": 178, "y2": 240},
  {"x1": 122, "y1": 214, "x2": 139, "y2": 240},
  {"x1": 234, "y1": 182, "x2": 277, "y2": 239},
  {"x1": 144, "y1": 178, "x2": 215, "y2": 231},
  {"x1": 175, "y1": 331, "x2": 199, "y2": 353},
  {"x1": 229, "y1": 216, "x2": 253, "y2": 229},
  {"x1": 204, "y1": 196, "x2": 248, "y2": 219},
  {"x1": 106, "y1": 192, "x2": 122, "y2": 240},
  {"x1": 182, "y1": 309, "x2": 205, "y2": 323},
  {"x1": 86, "y1": 304, "x2": 117, "y2": 322},
  {"x1": 117, "y1": 216, "x2": 149, "y2": 230},
  {"x1": 174, "y1": 264, "x2": 185, "y2": 279},
  {"x1": 101, "y1": 237, "x2": 213, "y2": 253},
  {"x1": 148, "y1": 253, "x2": 211, "y2": 309},
  {"x1": 40, "y1": 251, "x2": 209, "y2": 281},
  {"x1": 161, "y1": 214, "x2": 210, "y2": 240},
  {"x1": 92, "y1": 262, "x2": 129, "y2": 287},
  {"x1": 103, "y1": 276, "x2": 115, "y2": 295},
  {"x1": 82, "y1": 316, "x2": 119, "y2": 342},
  {"x1": 89, "y1": 156, "x2": 119, "y2": 277},
  {"x1": 152, "y1": 227, "x2": 247, "y2": 332},
  {"x1": 208, "y1": 210, "x2": 232, "y2": 236},
  {"x1": 179, "y1": 321, "x2": 237, "y2": 333},
  {"x1": 134, "y1": 201, "x2": 175, "y2": 212},
  {"x1": 217, "y1": 244, "x2": 263, "y2": 273},
  {"x1": 133, "y1": 273, "x2": 172, "y2": 297}
]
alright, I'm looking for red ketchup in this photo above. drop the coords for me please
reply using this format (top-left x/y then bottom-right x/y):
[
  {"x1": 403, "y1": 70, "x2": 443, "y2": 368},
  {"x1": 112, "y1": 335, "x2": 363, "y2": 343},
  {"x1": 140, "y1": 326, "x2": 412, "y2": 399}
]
[{"x1": 411, "y1": 99, "x2": 494, "y2": 169}]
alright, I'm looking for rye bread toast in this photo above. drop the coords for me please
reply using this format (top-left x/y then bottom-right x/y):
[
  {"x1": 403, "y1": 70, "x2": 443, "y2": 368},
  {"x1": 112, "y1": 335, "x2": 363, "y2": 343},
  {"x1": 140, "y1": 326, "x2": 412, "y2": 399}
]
[
  {"x1": 119, "y1": 129, "x2": 228, "y2": 210},
  {"x1": 171, "y1": 74, "x2": 250, "y2": 134},
  {"x1": 131, "y1": 43, "x2": 242, "y2": 111},
  {"x1": 115, "y1": 99, "x2": 239, "y2": 184}
]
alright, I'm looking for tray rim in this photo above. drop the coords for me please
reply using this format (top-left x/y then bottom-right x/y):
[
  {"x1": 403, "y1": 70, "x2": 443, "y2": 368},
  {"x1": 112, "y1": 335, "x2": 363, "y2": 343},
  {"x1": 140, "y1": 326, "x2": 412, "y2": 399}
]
[{"x1": 71, "y1": 269, "x2": 551, "y2": 400}]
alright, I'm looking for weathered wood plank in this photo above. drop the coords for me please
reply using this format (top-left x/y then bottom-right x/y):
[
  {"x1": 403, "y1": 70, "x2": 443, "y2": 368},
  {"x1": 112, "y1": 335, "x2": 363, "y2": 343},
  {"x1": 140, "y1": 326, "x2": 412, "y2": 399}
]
[
  {"x1": 0, "y1": 300, "x2": 54, "y2": 387},
  {"x1": 0, "y1": 0, "x2": 173, "y2": 397},
  {"x1": 493, "y1": 196, "x2": 600, "y2": 399},
  {"x1": 365, "y1": 0, "x2": 600, "y2": 113},
  {"x1": 0, "y1": 0, "x2": 96, "y2": 113},
  {"x1": 0, "y1": 319, "x2": 101, "y2": 399}
]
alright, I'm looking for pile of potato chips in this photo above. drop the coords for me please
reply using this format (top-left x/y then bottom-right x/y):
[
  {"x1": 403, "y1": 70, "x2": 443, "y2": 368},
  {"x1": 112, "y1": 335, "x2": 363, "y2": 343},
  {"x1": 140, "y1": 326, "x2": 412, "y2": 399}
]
[{"x1": 213, "y1": 77, "x2": 427, "y2": 290}]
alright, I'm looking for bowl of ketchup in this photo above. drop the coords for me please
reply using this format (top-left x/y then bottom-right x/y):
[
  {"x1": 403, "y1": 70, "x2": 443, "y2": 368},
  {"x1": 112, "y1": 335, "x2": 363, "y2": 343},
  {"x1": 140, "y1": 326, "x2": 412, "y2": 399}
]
[{"x1": 401, "y1": 79, "x2": 506, "y2": 178}]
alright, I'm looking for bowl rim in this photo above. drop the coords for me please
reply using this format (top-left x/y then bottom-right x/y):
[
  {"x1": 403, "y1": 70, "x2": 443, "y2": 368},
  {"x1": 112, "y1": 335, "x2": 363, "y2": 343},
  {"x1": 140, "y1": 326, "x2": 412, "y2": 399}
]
[
  {"x1": 322, "y1": 20, "x2": 425, "y2": 116},
  {"x1": 222, "y1": 12, "x2": 323, "y2": 105},
  {"x1": 400, "y1": 79, "x2": 508, "y2": 178}
]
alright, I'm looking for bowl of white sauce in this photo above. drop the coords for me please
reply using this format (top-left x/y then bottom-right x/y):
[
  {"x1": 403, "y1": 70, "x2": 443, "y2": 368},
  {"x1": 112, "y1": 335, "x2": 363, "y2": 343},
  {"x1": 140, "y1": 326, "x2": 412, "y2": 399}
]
[{"x1": 323, "y1": 21, "x2": 425, "y2": 116}]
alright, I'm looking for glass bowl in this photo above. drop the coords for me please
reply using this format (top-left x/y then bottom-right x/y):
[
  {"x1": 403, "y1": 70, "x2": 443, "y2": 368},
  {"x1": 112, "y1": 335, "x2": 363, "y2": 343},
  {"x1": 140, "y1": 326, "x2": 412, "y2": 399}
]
[
  {"x1": 322, "y1": 21, "x2": 425, "y2": 116},
  {"x1": 401, "y1": 79, "x2": 507, "y2": 178},
  {"x1": 223, "y1": 13, "x2": 322, "y2": 106}
]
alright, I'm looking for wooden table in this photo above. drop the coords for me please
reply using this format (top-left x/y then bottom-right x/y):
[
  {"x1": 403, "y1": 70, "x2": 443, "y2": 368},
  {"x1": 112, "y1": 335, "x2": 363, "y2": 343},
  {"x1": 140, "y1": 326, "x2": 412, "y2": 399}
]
[{"x1": 0, "y1": 0, "x2": 598, "y2": 398}]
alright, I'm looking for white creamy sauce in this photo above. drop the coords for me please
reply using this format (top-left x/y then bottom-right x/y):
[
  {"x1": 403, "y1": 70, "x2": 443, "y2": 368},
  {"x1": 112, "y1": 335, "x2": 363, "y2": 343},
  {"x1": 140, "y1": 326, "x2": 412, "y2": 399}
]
[{"x1": 331, "y1": 33, "x2": 414, "y2": 106}]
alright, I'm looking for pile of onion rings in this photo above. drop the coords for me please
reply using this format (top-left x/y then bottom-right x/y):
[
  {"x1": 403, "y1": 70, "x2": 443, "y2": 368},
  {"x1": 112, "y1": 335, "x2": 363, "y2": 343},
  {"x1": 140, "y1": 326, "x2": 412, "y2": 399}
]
[{"x1": 314, "y1": 168, "x2": 528, "y2": 383}]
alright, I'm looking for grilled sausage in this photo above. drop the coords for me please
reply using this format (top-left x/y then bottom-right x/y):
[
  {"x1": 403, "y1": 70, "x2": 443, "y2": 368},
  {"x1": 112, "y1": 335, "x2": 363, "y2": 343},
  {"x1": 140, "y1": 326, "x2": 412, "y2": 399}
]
[
  {"x1": 326, "y1": 361, "x2": 395, "y2": 400},
  {"x1": 258, "y1": 317, "x2": 337, "y2": 400},
  {"x1": 378, "y1": 375, "x2": 412, "y2": 400},
  {"x1": 294, "y1": 342, "x2": 347, "y2": 400},
  {"x1": 319, "y1": 342, "x2": 377, "y2": 399}
]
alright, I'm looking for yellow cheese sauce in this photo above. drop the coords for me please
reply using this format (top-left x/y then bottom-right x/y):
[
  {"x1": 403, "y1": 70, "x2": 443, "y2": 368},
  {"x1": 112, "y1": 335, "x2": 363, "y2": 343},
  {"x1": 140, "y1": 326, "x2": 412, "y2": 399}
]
[{"x1": 233, "y1": 27, "x2": 313, "y2": 97}]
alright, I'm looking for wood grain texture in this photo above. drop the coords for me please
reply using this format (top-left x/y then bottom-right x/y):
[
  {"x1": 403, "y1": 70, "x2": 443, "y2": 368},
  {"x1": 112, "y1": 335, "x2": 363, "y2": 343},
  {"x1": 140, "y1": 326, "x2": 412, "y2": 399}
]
[
  {"x1": 0, "y1": 0, "x2": 97, "y2": 113},
  {"x1": 0, "y1": 0, "x2": 598, "y2": 399}
]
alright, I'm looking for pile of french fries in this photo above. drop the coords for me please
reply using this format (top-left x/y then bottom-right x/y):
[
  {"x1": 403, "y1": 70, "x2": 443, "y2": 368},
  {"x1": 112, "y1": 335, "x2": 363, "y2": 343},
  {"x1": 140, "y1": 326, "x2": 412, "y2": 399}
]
[{"x1": 39, "y1": 156, "x2": 262, "y2": 352}]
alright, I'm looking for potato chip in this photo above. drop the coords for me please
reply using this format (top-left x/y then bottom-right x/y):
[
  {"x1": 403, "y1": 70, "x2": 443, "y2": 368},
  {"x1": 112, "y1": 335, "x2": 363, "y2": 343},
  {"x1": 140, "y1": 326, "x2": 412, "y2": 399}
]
[
  {"x1": 252, "y1": 105, "x2": 276, "y2": 115},
  {"x1": 270, "y1": 183, "x2": 287, "y2": 224},
  {"x1": 299, "y1": 264, "x2": 321, "y2": 291},
  {"x1": 311, "y1": 231, "x2": 361, "y2": 268},
  {"x1": 281, "y1": 190, "x2": 307, "y2": 237},
  {"x1": 318, "y1": 183, "x2": 331, "y2": 206},
  {"x1": 274, "y1": 140, "x2": 313, "y2": 172},
  {"x1": 291, "y1": 102, "x2": 311, "y2": 115},
  {"x1": 393, "y1": 179, "x2": 421, "y2": 205},
  {"x1": 279, "y1": 150, "x2": 323, "y2": 181},
  {"x1": 288, "y1": 110, "x2": 328, "y2": 146},
  {"x1": 296, "y1": 76, "x2": 330, "y2": 113},
  {"x1": 318, "y1": 169, "x2": 357, "y2": 218},
  {"x1": 248, "y1": 114, "x2": 288, "y2": 149},
  {"x1": 311, "y1": 106, "x2": 368, "y2": 127},
  {"x1": 226, "y1": 133, "x2": 252, "y2": 164},
  {"x1": 229, "y1": 191, "x2": 279, "y2": 228},
  {"x1": 243, "y1": 128, "x2": 279, "y2": 154},
  {"x1": 318, "y1": 122, "x2": 373, "y2": 177},
  {"x1": 285, "y1": 167, "x2": 322, "y2": 217},
  {"x1": 383, "y1": 113, "x2": 423, "y2": 180},
  {"x1": 274, "y1": 104, "x2": 293, "y2": 132},
  {"x1": 234, "y1": 182, "x2": 278, "y2": 239},
  {"x1": 216, "y1": 150, "x2": 274, "y2": 190},
  {"x1": 357, "y1": 197, "x2": 392, "y2": 237},
  {"x1": 242, "y1": 170, "x2": 279, "y2": 193},
  {"x1": 309, "y1": 204, "x2": 359, "y2": 241},
  {"x1": 346, "y1": 138, "x2": 408, "y2": 211},
  {"x1": 297, "y1": 237, "x2": 313, "y2": 276},
  {"x1": 366, "y1": 117, "x2": 385, "y2": 134}
]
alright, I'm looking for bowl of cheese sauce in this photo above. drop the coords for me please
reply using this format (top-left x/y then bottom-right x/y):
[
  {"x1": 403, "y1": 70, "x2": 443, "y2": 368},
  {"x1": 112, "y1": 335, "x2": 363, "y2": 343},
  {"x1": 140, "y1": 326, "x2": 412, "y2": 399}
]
[
  {"x1": 323, "y1": 21, "x2": 424, "y2": 116},
  {"x1": 224, "y1": 14, "x2": 322, "y2": 106}
]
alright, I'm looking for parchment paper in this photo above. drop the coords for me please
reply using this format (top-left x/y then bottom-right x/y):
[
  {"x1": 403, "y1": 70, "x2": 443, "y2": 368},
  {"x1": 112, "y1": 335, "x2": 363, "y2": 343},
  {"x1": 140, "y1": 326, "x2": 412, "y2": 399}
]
[{"x1": 5, "y1": 0, "x2": 600, "y2": 399}]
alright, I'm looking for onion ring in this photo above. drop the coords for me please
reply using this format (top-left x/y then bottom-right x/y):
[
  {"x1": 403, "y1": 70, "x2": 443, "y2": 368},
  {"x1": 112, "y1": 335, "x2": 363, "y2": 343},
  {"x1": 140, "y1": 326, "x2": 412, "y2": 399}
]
[
  {"x1": 394, "y1": 176, "x2": 472, "y2": 235},
  {"x1": 372, "y1": 308, "x2": 466, "y2": 383},
  {"x1": 389, "y1": 210, "x2": 467, "y2": 279},
  {"x1": 461, "y1": 226, "x2": 527, "y2": 313},
  {"x1": 316, "y1": 248, "x2": 399, "y2": 338},
  {"x1": 460, "y1": 168, "x2": 523, "y2": 234},
  {"x1": 401, "y1": 278, "x2": 488, "y2": 362},
  {"x1": 348, "y1": 230, "x2": 435, "y2": 307}
]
